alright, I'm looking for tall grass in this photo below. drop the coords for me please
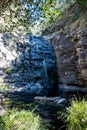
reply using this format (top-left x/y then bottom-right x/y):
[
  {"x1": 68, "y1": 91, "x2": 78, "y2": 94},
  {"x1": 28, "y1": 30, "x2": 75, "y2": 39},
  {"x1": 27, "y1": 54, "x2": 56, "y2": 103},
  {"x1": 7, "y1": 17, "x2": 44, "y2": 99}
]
[
  {"x1": 0, "y1": 109, "x2": 46, "y2": 130},
  {"x1": 66, "y1": 99, "x2": 87, "y2": 130}
]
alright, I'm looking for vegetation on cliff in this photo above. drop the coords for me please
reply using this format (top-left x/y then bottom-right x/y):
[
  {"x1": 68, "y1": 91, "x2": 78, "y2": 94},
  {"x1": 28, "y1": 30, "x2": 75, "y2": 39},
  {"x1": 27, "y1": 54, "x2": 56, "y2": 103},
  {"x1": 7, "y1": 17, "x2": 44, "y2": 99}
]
[{"x1": 0, "y1": 0, "x2": 86, "y2": 34}]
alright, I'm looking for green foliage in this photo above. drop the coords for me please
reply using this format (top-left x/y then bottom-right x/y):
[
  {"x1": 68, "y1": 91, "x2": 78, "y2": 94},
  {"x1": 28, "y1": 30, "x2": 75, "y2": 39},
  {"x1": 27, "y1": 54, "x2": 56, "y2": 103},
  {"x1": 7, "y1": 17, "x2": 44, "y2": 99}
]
[
  {"x1": 0, "y1": 116, "x2": 5, "y2": 130},
  {"x1": 0, "y1": 0, "x2": 30, "y2": 33},
  {"x1": 78, "y1": 0, "x2": 87, "y2": 11},
  {"x1": 0, "y1": 0, "x2": 86, "y2": 34},
  {"x1": 66, "y1": 99, "x2": 87, "y2": 130},
  {"x1": 0, "y1": 0, "x2": 61, "y2": 34},
  {"x1": 79, "y1": 0, "x2": 87, "y2": 6},
  {"x1": 0, "y1": 85, "x2": 9, "y2": 90},
  {"x1": 42, "y1": 2, "x2": 61, "y2": 26},
  {"x1": 0, "y1": 109, "x2": 46, "y2": 130},
  {"x1": 5, "y1": 67, "x2": 12, "y2": 74}
]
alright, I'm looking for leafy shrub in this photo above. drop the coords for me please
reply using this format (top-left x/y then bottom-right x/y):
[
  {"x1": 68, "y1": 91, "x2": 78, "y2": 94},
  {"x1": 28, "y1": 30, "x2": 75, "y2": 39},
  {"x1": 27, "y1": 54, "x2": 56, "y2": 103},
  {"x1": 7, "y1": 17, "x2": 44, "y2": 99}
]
[
  {"x1": 0, "y1": 116, "x2": 5, "y2": 130},
  {"x1": 66, "y1": 99, "x2": 87, "y2": 130},
  {"x1": 0, "y1": 85, "x2": 9, "y2": 90},
  {"x1": 79, "y1": 0, "x2": 87, "y2": 6},
  {"x1": 1, "y1": 109, "x2": 46, "y2": 130},
  {"x1": 5, "y1": 67, "x2": 12, "y2": 74}
]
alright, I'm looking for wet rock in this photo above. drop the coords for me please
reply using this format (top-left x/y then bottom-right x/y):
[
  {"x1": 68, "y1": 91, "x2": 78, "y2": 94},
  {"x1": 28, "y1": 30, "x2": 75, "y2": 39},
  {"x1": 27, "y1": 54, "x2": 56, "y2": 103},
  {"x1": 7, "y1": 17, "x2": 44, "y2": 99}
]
[
  {"x1": 59, "y1": 84, "x2": 87, "y2": 93},
  {"x1": 0, "y1": 33, "x2": 58, "y2": 95},
  {"x1": 34, "y1": 96, "x2": 66, "y2": 105}
]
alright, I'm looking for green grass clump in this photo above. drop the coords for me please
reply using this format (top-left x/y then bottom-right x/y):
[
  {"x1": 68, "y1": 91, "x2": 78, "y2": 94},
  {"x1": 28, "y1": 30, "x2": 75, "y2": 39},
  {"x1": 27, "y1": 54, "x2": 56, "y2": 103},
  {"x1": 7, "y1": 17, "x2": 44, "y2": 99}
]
[
  {"x1": 0, "y1": 116, "x2": 5, "y2": 130},
  {"x1": 0, "y1": 85, "x2": 9, "y2": 90},
  {"x1": 0, "y1": 109, "x2": 45, "y2": 130},
  {"x1": 5, "y1": 67, "x2": 12, "y2": 74},
  {"x1": 66, "y1": 99, "x2": 87, "y2": 130}
]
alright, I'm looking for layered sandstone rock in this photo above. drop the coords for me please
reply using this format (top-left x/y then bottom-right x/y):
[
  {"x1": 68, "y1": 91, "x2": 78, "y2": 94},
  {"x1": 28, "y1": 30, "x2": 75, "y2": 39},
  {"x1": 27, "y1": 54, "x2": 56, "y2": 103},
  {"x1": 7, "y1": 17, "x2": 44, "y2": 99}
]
[
  {"x1": 43, "y1": 20, "x2": 87, "y2": 87},
  {"x1": 0, "y1": 33, "x2": 58, "y2": 95}
]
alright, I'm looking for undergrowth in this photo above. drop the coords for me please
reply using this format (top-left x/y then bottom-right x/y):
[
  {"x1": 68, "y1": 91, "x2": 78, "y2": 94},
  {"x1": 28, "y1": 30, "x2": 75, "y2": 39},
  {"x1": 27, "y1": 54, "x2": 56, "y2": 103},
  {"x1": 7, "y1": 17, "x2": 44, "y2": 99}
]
[
  {"x1": 66, "y1": 99, "x2": 87, "y2": 130},
  {"x1": 0, "y1": 109, "x2": 46, "y2": 130}
]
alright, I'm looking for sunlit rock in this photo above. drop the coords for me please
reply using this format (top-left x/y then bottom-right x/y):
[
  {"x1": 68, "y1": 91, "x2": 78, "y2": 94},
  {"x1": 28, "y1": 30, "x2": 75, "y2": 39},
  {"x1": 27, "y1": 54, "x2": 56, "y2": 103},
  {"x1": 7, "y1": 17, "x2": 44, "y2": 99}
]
[{"x1": 0, "y1": 33, "x2": 58, "y2": 96}]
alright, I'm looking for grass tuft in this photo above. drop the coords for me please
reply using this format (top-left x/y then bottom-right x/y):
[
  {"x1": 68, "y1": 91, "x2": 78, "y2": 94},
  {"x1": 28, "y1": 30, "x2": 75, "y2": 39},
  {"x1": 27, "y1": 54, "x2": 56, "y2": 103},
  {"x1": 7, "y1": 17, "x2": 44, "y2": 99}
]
[
  {"x1": 0, "y1": 109, "x2": 46, "y2": 130},
  {"x1": 0, "y1": 85, "x2": 9, "y2": 90},
  {"x1": 66, "y1": 99, "x2": 87, "y2": 130}
]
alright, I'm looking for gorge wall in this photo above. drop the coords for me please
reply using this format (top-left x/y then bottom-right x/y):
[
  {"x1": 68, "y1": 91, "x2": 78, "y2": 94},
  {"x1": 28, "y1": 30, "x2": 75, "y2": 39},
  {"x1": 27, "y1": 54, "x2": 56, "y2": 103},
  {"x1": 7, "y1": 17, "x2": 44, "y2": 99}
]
[
  {"x1": 43, "y1": 18, "x2": 87, "y2": 88},
  {"x1": 0, "y1": 33, "x2": 58, "y2": 95}
]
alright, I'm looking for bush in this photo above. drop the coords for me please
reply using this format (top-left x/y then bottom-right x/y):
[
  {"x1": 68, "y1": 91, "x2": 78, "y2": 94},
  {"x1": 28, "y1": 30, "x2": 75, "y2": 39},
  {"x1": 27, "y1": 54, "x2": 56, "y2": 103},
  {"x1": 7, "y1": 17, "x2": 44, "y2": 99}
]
[
  {"x1": 0, "y1": 109, "x2": 46, "y2": 130},
  {"x1": 5, "y1": 67, "x2": 12, "y2": 74},
  {"x1": 0, "y1": 85, "x2": 9, "y2": 90},
  {"x1": 66, "y1": 99, "x2": 87, "y2": 130},
  {"x1": 0, "y1": 116, "x2": 5, "y2": 130}
]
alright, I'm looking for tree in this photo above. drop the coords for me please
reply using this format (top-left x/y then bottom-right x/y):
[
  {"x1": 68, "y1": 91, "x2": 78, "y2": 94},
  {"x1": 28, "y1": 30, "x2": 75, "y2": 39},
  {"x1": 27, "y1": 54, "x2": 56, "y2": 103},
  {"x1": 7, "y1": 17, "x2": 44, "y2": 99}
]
[
  {"x1": 0, "y1": 0, "x2": 31, "y2": 33},
  {"x1": 0, "y1": 0, "x2": 61, "y2": 33},
  {"x1": 1, "y1": 0, "x2": 85, "y2": 34}
]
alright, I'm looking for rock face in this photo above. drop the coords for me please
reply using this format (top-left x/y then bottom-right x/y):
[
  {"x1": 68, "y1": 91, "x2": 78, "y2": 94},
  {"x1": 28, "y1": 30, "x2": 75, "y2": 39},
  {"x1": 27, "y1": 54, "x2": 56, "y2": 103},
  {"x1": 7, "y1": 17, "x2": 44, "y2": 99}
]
[
  {"x1": 43, "y1": 22, "x2": 87, "y2": 87},
  {"x1": 0, "y1": 33, "x2": 58, "y2": 95}
]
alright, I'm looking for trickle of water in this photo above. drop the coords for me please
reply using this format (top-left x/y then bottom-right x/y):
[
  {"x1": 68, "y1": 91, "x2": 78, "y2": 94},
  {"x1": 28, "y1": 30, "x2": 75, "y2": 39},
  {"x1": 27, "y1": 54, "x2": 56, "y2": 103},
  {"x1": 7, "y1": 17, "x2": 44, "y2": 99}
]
[
  {"x1": 43, "y1": 59, "x2": 48, "y2": 80},
  {"x1": 0, "y1": 33, "x2": 58, "y2": 96}
]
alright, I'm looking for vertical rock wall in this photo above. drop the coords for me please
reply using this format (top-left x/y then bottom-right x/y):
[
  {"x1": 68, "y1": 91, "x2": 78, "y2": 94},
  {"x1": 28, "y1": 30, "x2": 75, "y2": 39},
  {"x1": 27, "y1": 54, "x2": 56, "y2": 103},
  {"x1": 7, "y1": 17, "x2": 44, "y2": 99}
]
[
  {"x1": 43, "y1": 26, "x2": 87, "y2": 87},
  {"x1": 0, "y1": 33, "x2": 58, "y2": 95}
]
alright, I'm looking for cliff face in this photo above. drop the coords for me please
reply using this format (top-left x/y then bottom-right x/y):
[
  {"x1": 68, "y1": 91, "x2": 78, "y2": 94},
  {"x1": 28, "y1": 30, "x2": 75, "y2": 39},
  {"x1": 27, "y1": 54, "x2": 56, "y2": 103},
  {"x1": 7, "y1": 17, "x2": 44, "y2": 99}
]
[
  {"x1": 43, "y1": 17, "x2": 87, "y2": 87},
  {"x1": 0, "y1": 33, "x2": 57, "y2": 95}
]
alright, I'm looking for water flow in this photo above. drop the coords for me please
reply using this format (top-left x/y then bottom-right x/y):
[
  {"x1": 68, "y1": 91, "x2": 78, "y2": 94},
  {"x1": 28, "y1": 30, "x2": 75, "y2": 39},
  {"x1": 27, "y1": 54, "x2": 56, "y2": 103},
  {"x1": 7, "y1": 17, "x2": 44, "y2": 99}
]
[{"x1": 1, "y1": 34, "x2": 58, "y2": 96}]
